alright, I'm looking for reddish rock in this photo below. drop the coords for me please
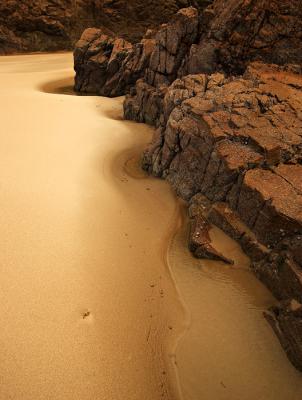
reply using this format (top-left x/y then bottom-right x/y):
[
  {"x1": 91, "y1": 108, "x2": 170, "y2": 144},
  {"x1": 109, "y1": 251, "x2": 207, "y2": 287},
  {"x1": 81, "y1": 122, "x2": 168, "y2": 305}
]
[
  {"x1": 145, "y1": 7, "x2": 199, "y2": 86},
  {"x1": 189, "y1": 215, "x2": 234, "y2": 264},
  {"x1": 74, "y1": 27, "x2": 166, "y2": 97},
  {"x1": 181, "y1": 0, "x2": 302, "y2": 75},
  {"x1": 72, "y1": 0, "x2": 302, "y2": 372},
  {"x1": 127, "y1": 62, "x2": 302, "y2": 370},
  {"x1": 266, "y1": 301, "x2": 302, "y2": 372},
  {"x1": 74, "y1": 7, "x2": 200, "y2": 97},
  {"x1": 0, "y1": 0, "x2": 206, "y2": 54}
]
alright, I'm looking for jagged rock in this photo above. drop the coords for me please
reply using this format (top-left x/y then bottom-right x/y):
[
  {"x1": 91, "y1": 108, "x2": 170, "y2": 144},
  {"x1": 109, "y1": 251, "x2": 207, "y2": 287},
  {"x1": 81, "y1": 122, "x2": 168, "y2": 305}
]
[
  {"x1": 189, "y1": 215, "x2": 234, "y2": 264},
  {"x1": 74, "y1": 7, "x2": 200, "y2": 97},
  {"x1": 126, "y1": 61, "x2": 302, "y2": 370},
  {"x1": 74, "y1": 0, "x2": 302, "y2": 99},
  {"x1": 74, "y1": 27, "x2": 159, "y2": 96},
  {"x1": 145, "y1": 7, "x2": 199, "y2": 86},
  {"x1": 0, "y1": 0, "x2": 208, "y2": 54},
  {"x1": 74, "y1": 28, "x2": 129, "y2": 96},
  {"x1": 265, "y1": 300, "x2": 302, "y2": 372},
  {"x1": 72, "y1": 0, "x2": 302, "y2": 372},
  {"x1": 134, "y1": 63, "x2": 302, "y2": 207},
  {"x1": 181, "y1": 0, "x2": 302, "y2": 75},
  {"x1": 237, "y1": 168, "x2": 302, "y2": 248}
]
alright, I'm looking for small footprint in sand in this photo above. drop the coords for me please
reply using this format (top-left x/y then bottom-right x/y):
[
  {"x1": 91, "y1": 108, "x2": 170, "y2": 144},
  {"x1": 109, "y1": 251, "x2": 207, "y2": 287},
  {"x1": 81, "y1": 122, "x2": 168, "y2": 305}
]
[{"x1": 82, "y1": 310, "x2": 91, "y2": 319}]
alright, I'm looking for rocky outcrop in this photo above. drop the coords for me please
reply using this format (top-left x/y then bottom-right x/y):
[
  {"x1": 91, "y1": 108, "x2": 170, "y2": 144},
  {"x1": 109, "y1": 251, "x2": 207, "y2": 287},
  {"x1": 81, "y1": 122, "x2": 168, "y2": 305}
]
[
  {"x1": 75, "y1": 0, "x2": 302, "y2": 97},
  {"x1": 74, "y1": 27, "x2": 157, "y2": 97},
  {"x1": 0, "y1": 0, "x2": 210, "y2": 54},
  {"x1": 266, "y1": 300, "x2": 302, "y2": 372},
  {"x1": 72, "y1": 0, "x2": 302, "y2": 373},
  {"x1": 126, "y1": 61, "x2": 302, "y2": 370},
  {"x1": 181, "y1": 0, "x2": 302, "y2": 75},
  {"x1": 74, "y1": 7, "x2": 199, "y2": 96}
]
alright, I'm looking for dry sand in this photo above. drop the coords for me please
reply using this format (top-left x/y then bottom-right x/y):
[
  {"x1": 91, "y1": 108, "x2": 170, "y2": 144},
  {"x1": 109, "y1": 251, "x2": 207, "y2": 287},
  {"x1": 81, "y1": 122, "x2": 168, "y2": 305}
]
[
  {"x1": 0, "y1": 53, "x2": 184, "y2": 400},
  {"x1": 1, "y1": 52, "x2": 302, "y2": 400}
]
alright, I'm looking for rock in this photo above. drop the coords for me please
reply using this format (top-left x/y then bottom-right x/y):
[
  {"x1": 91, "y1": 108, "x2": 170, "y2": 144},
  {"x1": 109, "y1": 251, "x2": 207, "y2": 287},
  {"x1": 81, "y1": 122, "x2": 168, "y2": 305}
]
[
  {"x1": 181, "y1": 0, "x2": 302, "y2": 75},
  {"x1": 254, "y1": 255, "x2": 302, "y2": 304},
  {"x1": 145, "y1": 7, "x2": 199, "y2": 86},
  {"x1": 72, "y1": 0, "x2": 302, "y2": 372},
  {"x1": 135, "y1": 64, "x2": 302, "y2": 208},
  {"x1": 189, "y1": 215, "x2": 234, "y2": 264},
  {"x1": 126, "y1": 62, "x2": 302, "y2": 370},
  {"x1": 265, "y1": 301, "x2": 302, "y2": 372},
  {"x1": 74, "y1": 7, "x2": 200, "y2": 97},
  {"x1": 123, "y1": 0, "x2": 302, "y2": 122},
  {"x1": 74, "y1": 27, "x2": 135, "y2": 96},
  {"x1": 0, "y1": 0, "x2": 208, "y2": 54},
  {"x1": 74, "y1": 0, "x2": 302, "y2": 99},
  {"x1": 237, "y1": 168, "x2": 302, "y2": 248},
  {"x1": 74, "y1": 27, "x2": 160, "y2": 97}
]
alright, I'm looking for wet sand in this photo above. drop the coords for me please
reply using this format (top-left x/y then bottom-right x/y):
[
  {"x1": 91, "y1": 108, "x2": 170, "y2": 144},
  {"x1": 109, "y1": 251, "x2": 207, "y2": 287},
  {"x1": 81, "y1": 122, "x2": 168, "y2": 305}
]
[
  {"x1": 169, "y1": 209, "x2": 302, "y2": 400},
  {"x1": 0, "y1": 53, "x2": 184, "y2": 400}
]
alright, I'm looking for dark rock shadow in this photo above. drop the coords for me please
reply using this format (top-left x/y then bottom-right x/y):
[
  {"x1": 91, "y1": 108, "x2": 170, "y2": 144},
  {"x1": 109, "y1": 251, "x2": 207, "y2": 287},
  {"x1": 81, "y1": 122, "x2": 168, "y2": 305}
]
[{"x1": 39, "y1": 77, "x2": 79, "y2": 96}]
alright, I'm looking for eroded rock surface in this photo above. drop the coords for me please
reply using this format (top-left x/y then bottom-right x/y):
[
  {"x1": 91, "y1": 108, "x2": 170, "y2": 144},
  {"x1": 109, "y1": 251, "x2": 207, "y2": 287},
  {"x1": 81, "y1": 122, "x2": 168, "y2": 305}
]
[
  {"x1": 74, "y1": 7, "x2": 199, "y2": 96},
  {"x1": 181, "y1": 0, "x2": 302, "y2": 75},
  {"x1": 189, "y1": 214, "x2": 234, "y2": 264},
  {"x1": 72, "y1": 0, "x2": 302, "y2": 373},
  {"x1": 74, "y1": 27, "x2": 156, "y2": 97},
  {"x1": 126, "y1": 62, "x2": 302, "y2": 370},
  {"x1": 0, "y1": 0, "x2": 209, "y2": 54}
]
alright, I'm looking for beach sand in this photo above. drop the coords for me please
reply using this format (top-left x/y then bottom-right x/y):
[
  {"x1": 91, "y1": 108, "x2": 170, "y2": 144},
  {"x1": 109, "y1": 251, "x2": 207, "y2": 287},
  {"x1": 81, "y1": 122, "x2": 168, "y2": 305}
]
[
  {"x1": 169, "y1": 209, "x2": 302, "y2": 400},
  {"x1": 0, "y1": 53, "x2": 183, "y2": 400},
  {"x1": 1, "y1": 52, "x2": 302, "y2": 400}
]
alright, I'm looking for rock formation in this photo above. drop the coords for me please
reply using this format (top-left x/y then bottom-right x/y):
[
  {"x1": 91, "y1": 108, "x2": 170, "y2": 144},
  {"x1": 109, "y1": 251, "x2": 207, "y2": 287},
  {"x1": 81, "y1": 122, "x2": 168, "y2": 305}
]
[
  {"x1": 124, "y1": 58, "x2": 302, "y2": 371},
  {"x1": 73, "y1": 0, "x2": 302, "y2": 371},
  {"x1": 74, "y1": 7, "x2": 199, "y2": 96},
  {"x1": 0, "y1": 0, "x2": 210, "y2": 54},
  {"x1": 181, "y1": 0, "x2": 302, "y2": 75},
  {"x1": 74, "y1": 27, "x2": 156, "y2": 97}
]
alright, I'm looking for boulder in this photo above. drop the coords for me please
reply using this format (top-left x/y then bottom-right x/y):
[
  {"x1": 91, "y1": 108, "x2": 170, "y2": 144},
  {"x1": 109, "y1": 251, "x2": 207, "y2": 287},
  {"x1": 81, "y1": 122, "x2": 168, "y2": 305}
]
[
  {"x1": 189, "y1": 215, "x2": 234, "y2": 264},
  {"x1": 74, "y1": 27, "x2": 158, "y2": 97}
]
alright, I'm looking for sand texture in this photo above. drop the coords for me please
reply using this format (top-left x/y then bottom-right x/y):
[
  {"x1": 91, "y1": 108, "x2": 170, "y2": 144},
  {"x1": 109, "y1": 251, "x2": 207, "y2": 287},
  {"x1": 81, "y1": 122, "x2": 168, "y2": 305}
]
[
  {"x1": 0, "y1": 53, "x2": 183, "y2": 400},
  {"x1": 169, "y1": 210, "x2": 302, "y2": 400}
]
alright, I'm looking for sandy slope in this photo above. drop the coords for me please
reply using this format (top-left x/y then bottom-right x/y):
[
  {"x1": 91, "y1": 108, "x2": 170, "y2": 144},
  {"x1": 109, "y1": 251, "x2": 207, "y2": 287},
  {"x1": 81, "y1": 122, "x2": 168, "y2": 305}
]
[{"x1": 0, "y1": 53, "x2": 183, "y2": 400}]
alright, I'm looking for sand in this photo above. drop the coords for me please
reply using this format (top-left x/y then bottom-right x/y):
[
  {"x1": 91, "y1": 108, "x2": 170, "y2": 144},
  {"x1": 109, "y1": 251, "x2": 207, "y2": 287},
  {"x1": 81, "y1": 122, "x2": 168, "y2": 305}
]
[
  {"x1": 0, "y1": 53, "x2": 184, "y2": 400},
  {"x1": 1, "y1": 52, "x2": 302, "y2": 400},
  {"x1": 169, "y1": 209, "x2": 302, "y2": 400}
]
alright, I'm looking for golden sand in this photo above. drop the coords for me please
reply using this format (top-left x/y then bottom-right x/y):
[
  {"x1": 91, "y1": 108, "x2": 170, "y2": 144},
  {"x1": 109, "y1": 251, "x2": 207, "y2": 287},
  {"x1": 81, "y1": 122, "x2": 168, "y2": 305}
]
[
  {"x1": 1, "y1": 52, "x2": 302, "y2": 400},
  {"x1": 169, "y1": 209, "x2": 302, "y2": 400},
  {"x1": 0, "y1": 53, "x2": 183, "y2": 400}
]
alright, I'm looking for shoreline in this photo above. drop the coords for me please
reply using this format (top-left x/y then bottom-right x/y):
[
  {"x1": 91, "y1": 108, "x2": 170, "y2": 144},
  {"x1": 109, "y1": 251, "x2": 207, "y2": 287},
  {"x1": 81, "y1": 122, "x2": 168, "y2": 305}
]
[
  {"x1": 168, "y1": 210, "x2": 302, "y2": 400},
  {"x1": 0, "y1": 53, "x2": 186, "y2": 400}
]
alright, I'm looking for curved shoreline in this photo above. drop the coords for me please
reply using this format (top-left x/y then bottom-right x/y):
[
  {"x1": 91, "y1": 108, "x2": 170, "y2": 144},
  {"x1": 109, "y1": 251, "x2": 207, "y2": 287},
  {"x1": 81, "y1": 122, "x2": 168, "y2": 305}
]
[
  {"x1": 0, "y1": 53, "x2": 186, "y2": 400},
  {"x1": 167, "y1": 213, "x2": 302, "y2": 400}
]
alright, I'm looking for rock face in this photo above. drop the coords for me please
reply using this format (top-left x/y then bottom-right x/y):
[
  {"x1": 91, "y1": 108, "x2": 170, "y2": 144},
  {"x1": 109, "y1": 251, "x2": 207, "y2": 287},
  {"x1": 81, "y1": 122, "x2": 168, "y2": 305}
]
[
  {"x1": 74, "y1": 27, "x2": 156, "y2": 97},
  {"x1": 74, "y1": 7, "x2": 199, "y2": 96},
  {"x1": 181, "y1": 0, "x2": 302, "y2": 75},
  {"x1": 74, "y1": 0, "x2": 302, "y2": 97},
  {"x1": 72, "y1": 0, "x2": 302, "y2": 372},
  {"x1": 127, "y1": 62, "x2": 302, "y2": 371},
  {"x1": 0, "y1": 0, "x2": 210, "y2": 54}
]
